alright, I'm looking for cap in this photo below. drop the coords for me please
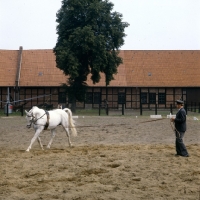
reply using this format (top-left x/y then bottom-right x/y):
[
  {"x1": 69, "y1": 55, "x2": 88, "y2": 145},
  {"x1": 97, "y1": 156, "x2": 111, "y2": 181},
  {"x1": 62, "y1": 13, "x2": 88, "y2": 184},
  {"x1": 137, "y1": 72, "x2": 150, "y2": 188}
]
[{"x1": 176, "y1": 100, "x2": 184, "y2": 105}]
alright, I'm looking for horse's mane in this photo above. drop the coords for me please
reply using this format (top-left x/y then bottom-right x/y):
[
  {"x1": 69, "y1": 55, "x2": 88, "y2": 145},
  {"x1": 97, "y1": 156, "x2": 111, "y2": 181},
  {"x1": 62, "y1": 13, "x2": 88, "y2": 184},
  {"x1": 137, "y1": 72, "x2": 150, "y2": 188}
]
[{"x1": 31, "y1": 106, "x2": 40, "y2": 111}]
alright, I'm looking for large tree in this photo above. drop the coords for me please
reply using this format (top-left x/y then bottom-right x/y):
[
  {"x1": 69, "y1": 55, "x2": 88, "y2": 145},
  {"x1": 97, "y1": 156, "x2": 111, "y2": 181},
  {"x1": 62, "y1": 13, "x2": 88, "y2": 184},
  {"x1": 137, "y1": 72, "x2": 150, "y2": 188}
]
[{"x1": 53, "y1": 0, "x2": 129, "y2": 111}]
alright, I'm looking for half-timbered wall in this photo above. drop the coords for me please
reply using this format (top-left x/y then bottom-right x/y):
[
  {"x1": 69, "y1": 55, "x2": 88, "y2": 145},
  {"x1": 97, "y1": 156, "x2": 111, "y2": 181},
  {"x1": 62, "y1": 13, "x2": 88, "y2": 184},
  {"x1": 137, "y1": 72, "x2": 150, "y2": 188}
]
[{"x1": 0, "y1": 86, "x2": 197, "y2": 110}]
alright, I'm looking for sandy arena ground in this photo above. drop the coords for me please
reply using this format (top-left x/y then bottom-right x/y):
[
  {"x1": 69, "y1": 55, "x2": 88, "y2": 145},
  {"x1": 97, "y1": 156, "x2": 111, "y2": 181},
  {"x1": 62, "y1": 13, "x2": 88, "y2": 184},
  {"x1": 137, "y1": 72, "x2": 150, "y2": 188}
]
[{"x1": 0, "y1": 114, "x2": 199, "y2": 200}]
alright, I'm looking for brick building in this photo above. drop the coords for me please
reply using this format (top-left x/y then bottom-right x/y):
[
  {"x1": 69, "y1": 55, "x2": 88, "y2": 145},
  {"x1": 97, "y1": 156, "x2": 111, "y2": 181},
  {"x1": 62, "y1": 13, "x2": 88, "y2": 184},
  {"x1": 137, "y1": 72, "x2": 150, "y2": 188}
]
[{"x1": 0, "y1": 47, "x2": 200, "y2": 110}]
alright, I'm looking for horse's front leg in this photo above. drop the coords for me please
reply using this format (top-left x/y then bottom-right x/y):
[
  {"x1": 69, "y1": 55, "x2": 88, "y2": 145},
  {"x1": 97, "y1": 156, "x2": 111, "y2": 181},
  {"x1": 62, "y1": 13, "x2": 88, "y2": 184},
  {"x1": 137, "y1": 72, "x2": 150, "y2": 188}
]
[
  {"x1": 47, "y1": 129, "x2": 56, "y2": 149},
  {"x1": 26, "y1": 129, "x2": 42, "y2": 152},
  {"x1": 37, "y1": 136, "x2": 44, "y2": 150}
]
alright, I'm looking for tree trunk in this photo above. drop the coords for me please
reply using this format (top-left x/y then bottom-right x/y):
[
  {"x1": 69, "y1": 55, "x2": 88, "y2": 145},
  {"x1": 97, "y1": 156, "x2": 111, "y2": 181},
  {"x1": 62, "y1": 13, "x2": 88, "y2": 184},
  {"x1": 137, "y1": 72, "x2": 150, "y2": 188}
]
[{"x1": 71, "y1": 96, "x2": 76, "y2": 113}]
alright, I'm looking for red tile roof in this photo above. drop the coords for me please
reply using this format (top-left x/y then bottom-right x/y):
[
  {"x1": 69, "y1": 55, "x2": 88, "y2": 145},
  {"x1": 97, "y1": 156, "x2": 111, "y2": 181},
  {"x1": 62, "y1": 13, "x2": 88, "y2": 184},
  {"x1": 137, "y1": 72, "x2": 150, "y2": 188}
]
[
  {"x1": 20, "y1": 50, "x2": 66, "y2": 86},
  {"x1": 0, "y1": 49, "x2": 199, "y2": 87},
  {"x1": 0, "y1": 50, "x2": 18, "y2": 86}
]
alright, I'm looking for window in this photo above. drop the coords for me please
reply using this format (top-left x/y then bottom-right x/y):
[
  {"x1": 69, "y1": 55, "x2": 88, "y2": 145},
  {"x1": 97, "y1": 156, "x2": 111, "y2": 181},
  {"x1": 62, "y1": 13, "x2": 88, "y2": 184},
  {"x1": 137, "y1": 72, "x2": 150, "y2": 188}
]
[
  {"x1": 86, "y1": 92, "x2": 101, "y2": 104},
  {"x1": 118, "y1": 93, "x2": 125, "y2": 104},
  {"x1": 58, "y1": 92, "x2": 66, "y2": 103},
  {"x1": 158, "y1": 93, "x2": 166, "y2": 104},
  {"x1": 149, "y1": 93, "x2": 156, "y2": 104},
  {"x1": 141, "y1": 92, "x2": 147, "y2": 104},
  {"x1": 86, "y1": 92, "x2": 93, "y2": 103},
  {"x1": 183, "y1": 89, "x2": 186, "y2": 95},
  {"x1": 93, "y1": 92, "x2": 101, "y2": 104}
]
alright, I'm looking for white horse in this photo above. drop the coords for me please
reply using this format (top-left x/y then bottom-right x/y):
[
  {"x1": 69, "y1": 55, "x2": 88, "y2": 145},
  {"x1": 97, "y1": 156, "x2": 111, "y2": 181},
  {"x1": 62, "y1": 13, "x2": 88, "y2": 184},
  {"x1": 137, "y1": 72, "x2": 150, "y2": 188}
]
[{"x1": 25, "y1": 106, "x2": 77, "y2": 152}]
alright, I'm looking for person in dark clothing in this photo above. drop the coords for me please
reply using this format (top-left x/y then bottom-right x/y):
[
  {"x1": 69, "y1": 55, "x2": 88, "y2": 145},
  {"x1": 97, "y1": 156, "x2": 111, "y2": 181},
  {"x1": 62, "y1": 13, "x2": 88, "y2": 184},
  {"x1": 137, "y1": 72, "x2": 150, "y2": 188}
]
[{"x1": 170, "y1": 100, "x2": 189, "y2": 157}]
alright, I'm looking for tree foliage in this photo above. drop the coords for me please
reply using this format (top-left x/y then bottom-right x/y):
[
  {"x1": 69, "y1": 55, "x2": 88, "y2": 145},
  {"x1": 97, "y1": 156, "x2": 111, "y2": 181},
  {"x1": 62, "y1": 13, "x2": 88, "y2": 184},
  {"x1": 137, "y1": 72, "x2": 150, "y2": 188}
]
[{"x1": 54, "y1": 0, "x2": 129, "y2": 103}]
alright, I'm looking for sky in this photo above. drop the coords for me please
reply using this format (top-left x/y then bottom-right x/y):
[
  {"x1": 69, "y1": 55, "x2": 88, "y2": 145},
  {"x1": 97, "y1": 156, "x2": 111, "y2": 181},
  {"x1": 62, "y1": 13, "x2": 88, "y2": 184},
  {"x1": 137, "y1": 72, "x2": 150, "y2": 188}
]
[{"x1": 0, "y1": 0, "x2": 200, "y2": 50}]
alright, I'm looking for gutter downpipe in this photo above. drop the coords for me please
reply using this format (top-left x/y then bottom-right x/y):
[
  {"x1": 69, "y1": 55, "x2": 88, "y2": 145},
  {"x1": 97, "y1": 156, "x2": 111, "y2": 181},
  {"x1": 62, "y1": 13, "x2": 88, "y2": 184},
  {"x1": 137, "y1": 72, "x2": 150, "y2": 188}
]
[{"x1": 15, "y1": 46, "x2": 23, "y2": 105}]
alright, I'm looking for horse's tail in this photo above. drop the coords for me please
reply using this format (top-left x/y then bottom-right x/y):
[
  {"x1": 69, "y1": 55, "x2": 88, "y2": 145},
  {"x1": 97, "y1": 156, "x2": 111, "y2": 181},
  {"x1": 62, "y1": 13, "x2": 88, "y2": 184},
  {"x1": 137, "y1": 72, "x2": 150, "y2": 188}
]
[{"x1": 63, "y1": 108, "x2": 77, "y2": 137}]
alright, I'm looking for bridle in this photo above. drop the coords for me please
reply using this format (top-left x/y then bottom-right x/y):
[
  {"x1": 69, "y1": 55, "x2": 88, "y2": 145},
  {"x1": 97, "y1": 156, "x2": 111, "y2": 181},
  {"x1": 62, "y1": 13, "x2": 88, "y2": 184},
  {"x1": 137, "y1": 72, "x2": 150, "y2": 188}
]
[{"x1": 26, "y1": 112, "x2": 47, "y2": 129}]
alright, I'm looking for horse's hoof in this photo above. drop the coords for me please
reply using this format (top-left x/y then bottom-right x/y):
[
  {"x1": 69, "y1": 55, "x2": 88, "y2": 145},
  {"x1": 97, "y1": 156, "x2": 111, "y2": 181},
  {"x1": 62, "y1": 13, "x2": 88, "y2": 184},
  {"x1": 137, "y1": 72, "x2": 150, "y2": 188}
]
[{"x1": 26, "y1": 149, "x2": 30, "y2": 152}]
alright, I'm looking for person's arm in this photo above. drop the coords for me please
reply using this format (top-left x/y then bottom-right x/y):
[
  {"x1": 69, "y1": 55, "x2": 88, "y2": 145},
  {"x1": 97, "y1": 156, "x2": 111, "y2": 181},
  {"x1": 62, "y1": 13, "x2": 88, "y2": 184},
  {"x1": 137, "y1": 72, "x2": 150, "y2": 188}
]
[{"x1": 174, "y1": 110, "x2": 186, "y2": 124}]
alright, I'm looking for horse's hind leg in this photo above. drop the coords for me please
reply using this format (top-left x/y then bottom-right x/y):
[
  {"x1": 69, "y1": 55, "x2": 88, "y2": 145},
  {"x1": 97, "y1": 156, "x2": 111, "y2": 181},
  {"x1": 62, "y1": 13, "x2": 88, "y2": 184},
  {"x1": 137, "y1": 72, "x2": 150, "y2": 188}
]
[
  {"x1": 63, "y1": 127, "x2": 72, "y2": 147},
  {"x1": 47, "y1": 129, "x2": 56, "y2": 149},
  {"x1": 37, "y1": 137, "x2": 44, "y2": 150}
]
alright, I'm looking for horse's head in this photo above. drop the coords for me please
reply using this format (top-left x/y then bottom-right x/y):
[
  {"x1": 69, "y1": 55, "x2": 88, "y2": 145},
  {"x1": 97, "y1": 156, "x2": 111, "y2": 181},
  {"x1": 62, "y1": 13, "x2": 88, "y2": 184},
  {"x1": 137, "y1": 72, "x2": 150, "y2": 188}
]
[
  {"x1": 25, "y1": 108, "x2": 35, "y2": 128},
  {"x1": 25, "y1": 106, "x2": 41, "y2": 128}
]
